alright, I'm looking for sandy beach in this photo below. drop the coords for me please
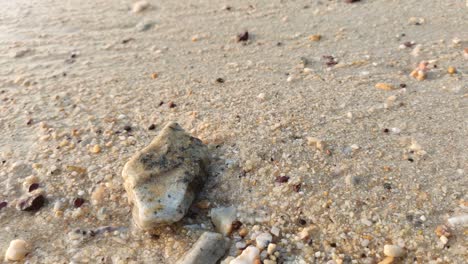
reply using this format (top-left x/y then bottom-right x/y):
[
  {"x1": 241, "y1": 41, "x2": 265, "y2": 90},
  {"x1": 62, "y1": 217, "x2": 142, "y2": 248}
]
[{"x1": 0, "y1": 0, "x2": 467, "y2": 263}]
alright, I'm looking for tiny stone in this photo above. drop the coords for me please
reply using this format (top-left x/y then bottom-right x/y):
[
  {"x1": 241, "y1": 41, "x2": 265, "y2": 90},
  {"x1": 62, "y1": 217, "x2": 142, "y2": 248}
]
[
  {"x1": 447, "y1": 66, "x2": 456, "y2": 74},
  {"x1": 16, "y1": 189, "x2": 45, "y2": 212},
  {"x1": 440, "y1": 235, "x2": 449, "y2": 244},
  {"x1": 383, "y1": 244, "x2": 405, "y2": 257},
  {"x1": 211, "y1": 206, "x2": 237, "y2": 236},
  {"x1": 73, "y1": 197, "x2": 85, "y2": 208},
  {"x1": 239, "y1": 227, "x2": 249, "y2": 237},
  {"x1": 237, "y1": 31, "x2": 249, "y2": 42},
  {"x1": 267, "y1": 243, "x2": 277, "y2": 255},
  {"x1": 5, "y1": 239, "x2": 30, "y2": 261},
  {"x1": 0, "y1": 201, "x2": 7, "y2": 210},
  {"x1": 176, "y1": 232, "x2": 230, "y2": 264},
  {"x1": 148, "y1": 124, "x2": 156, "y2": 130},
  {"x1": 275, "y1": 176, "x2": 289, "y2": 183},
  {"x1": 270, "y1": 226, "x2": 280, "y2": 236},
  {"x1": 230, "y1": 246, "x2": 260, "y2": 264},
  {"x1": 28, "y1": 183, "x2": 39, "y2": 192},
  {"x1": 375, "y1": 83, "x2": 396, "y2": 91},
  {"x1": 255, "y1": 232, "x2": 272, "y2": 249},
  {"x1": 309, "y1": 34, "x2": 321, "y2": 41},
  {"x1": 90, "y1": 144, "x2": 101, "y2": 154},
  {"x1": 132, "y1": 1, "x2": 150, "y2": 13}
]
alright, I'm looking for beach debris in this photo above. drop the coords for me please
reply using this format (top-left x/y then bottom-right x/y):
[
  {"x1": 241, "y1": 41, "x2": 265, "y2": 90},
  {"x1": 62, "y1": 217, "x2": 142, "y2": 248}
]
[
  {"x1": 136, "y1": 21, "x2": 154, "y2": 31},
  {"x1": 323, "y1": 55, "x2": 338, "y2": 67},
  {"x1": 267, "y1": 243, "x2": 277, "y2": 255},
  {"x1": 230, "y1": 246, "x2": 260, "y2": 264},
  {"x1": 89, "y1": 144, "x2": 101, "y2": 154},
  {"x1": 255, "y1": 232, "x2": 272, "y2": 249},
  {"x1": 275, "y1": 176, "x2": 289, "y2": 183},
  {"x1": 435, "y1": 225, "x2": 451, "y2": 238},
  {"x1": 345, "y1": 0, "x2": 361, "y2": 3},
  {"x1": 148, "y1": 124, "x2": 156, "y2": 130},
  {"x1": 216, "y1": 77, "x2": 225, "y2": 83},
  {"x1": 375, "y1": 83, "x2": 396, "y2": 91},
  {"x1": 447, "y1": 66, "x2": 457, "y2": 74},
  {"x1": 237, "y1": 31, "x2": 249, "y2": 42},
  {"x1": 73, "y1": 197, "x2": 85, "y2": 208},
  {"x1": 122, "y1": 122, "x2": 209, "y2": 230},
  {"x1": 309, "y1": 34, "x2": 321, "y2": 41},
  {"x1": 132, "y1": 1, "x2": 150, "y2": 13},
  {"x1": 168, "y1": 101, "x2": 177, "y2": 108},
  {"x1": 211, "y1": 206, "x2": 237, "y2": 236},
  {"x1": 0, "y1": 201, "x2": 7, "y2": 210},
  {"x1": 408, "y1": 17, "x2": 425, "y2": 25},
  {"x1": 383, "y1": 244, "x2": 405, "y2": 257},
  {"x1": 239, "y1": 227, "x2": 249, "y2": 237},
  {"x1": 447, "y1": 214, "x2": 468, "y2": 227},
  {"x1": 399, "y1": 41, "x2": 415, "y2": 49},
  {"x1": 5, "y1": 239, "x2": 30, "y2": 261},
  {"x1": 175, "y1": 232, "x2": 230, "y2": 264},
  {"x1": 16, "y1": 189, "x2": 45, "y2": 212},
  {"x1": 464, "y1": 48, "x2": 468, "y2": 59},
  {"x1": 410, "y1": 61, "x2": 428, "y2": 81}
]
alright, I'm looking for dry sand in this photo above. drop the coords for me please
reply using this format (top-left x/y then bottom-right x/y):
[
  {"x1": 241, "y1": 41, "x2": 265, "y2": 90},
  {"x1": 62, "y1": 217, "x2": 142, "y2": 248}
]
[{"x1": 0, "y1": 0, "x2": 467, "y2": 263}]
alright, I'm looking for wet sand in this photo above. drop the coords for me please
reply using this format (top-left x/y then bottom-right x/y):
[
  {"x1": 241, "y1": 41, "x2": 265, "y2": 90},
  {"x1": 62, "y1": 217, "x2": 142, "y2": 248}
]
[{"x1": 0, "y1": 0, "x2": 467, "y2": 263}]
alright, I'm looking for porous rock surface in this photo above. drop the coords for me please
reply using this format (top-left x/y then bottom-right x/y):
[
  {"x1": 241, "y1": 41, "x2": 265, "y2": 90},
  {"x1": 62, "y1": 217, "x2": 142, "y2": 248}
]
[{"x1": 122, "y1": 122, "x2": 209, "y2": 230}]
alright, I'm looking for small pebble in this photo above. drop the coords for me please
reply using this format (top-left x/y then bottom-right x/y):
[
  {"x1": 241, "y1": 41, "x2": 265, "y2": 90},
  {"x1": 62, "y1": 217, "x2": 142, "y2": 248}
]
[
  {"x1": 148, "y1": 124, "x2": 156, "y2": 130},
  {"x1": 230, "y1": 246, "x2": 260, "y2": 264},
  {"x1": 447, "y1": 66, "x2": 456, "y2": 74},
  {"x1": 237, "y1": 31, "x2": 249, "y2": 42},
  {"x1": 90, "y1": 144, "x2": 101, "y2": 154},
  {"x1": 440, "y1": 235, "x2": 449, "y2": 244},
  {"x1": 16, "y1": 190, "x2": 45, "y2": 211},
  {"x1": 375, "y1": 83, "x2": 396, "y2": 91},
  {"x1": 5, "y1": 239, "x2": 30, "y2": 261},
  {"x1": 309, "y1": 34, "x2": 321, "y2": 41},
  {"x1": 255, "y1": 232, "x2": 272, "y2": 249},
  {"x1": 270, "y1": 226, "x2": 280, "y2": 236},
  {"x1": 73, "y1": 197, "x2": 85, "y2": 208},
  {"x1": 267, "y1": 243, "x2": 277, "y2": 255},
  {"x1": 239, "y1": 227, "x2": 249, "y2": 237},
  {"x1": 132, "y1": 1, "x2": 150, "y2": 13},
  {"x1": 151, "y1": 72, "x2": 158, "y2": 79},
  {"x1": 383, "y1": 244, "x2": 405, "y2": 257}
]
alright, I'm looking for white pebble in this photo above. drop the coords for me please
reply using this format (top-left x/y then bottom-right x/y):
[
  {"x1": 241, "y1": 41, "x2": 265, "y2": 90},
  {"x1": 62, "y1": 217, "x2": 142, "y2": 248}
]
[
  {"x1": 230, "y1": 246, "x2": 260, "y2": 264},
  {"x1": 132, "y1": 1, "x2": 150, "y2": 13},
  {"x1": 361, "y1": 239, "x2": 370, "y2": 247},
  {"x1": 383, "y1": 244, "x2": 405, "y2": 257},
  {"x1": 447, "y1": 214, "x2": 468, "y2": 227},
  {"x1": 270, "y1": 226, "x2": 280, "y2": 237},
  {"x1": 255, "y1": 232, "x2": 272, "y2": 249},
  {"x1": 267, "y1": 243, "x2": 277, "y2": 255},
  {"x1": 440, "y1": 235, "x2": 449, "y2": 244},
  {"x1": 5, "y1": 239, "x2": 30, "y2": 261},
  {"x1": 210, "y1": 206, "x2": 237, "y2": 236}
]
